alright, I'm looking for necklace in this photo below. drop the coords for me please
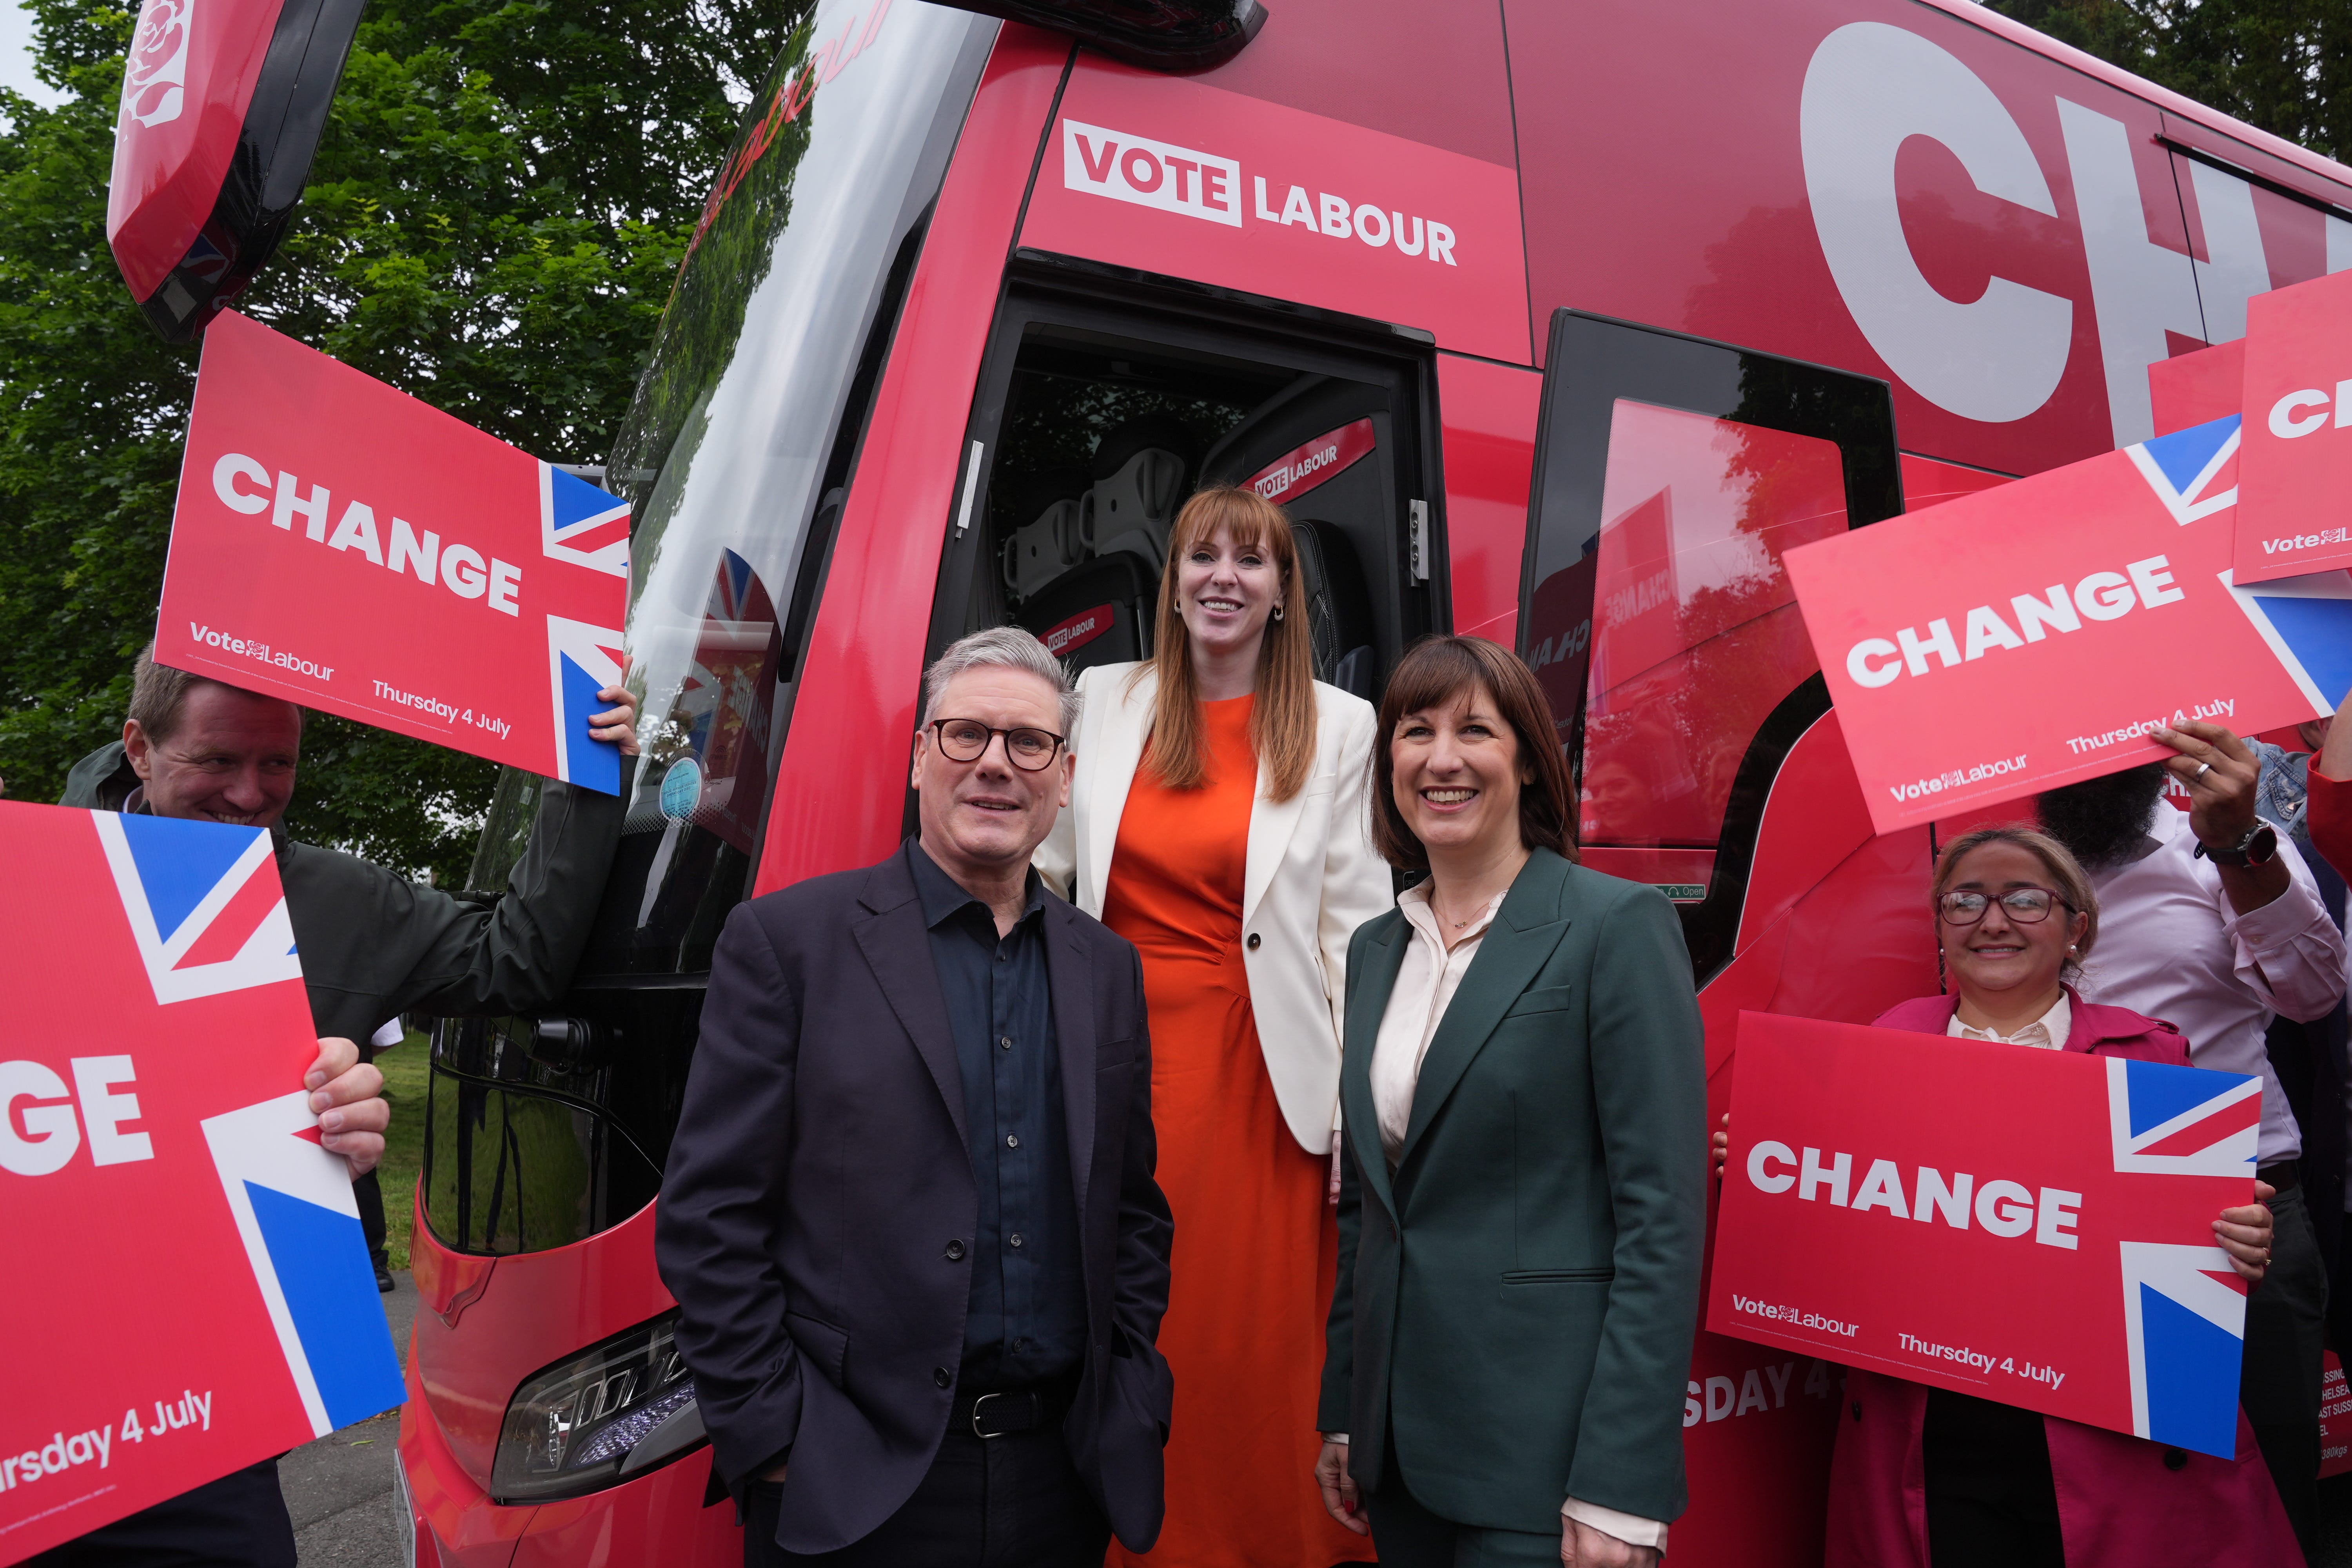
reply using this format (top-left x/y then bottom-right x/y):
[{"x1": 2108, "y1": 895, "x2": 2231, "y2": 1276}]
[{"x1": 1432, "y1": 893, "x2": 1484, "y2": 930}]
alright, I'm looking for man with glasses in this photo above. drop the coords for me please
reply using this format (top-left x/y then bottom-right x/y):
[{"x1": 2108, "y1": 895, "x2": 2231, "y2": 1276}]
[
  {"x1": 657, "y1": 625, "x2": 1174, "y2": 1568},
  {"x1": 2038, "y1": 721, "x2": 2346, "y2": 1561}
]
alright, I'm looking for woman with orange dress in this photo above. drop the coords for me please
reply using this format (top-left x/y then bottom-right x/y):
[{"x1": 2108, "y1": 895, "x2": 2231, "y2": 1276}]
[{"x1": 1038, "y1": 486, "x2": 1393, "y2": 1566}]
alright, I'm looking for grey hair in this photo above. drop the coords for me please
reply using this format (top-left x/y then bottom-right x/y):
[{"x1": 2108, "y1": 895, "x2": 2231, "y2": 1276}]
[{"x1": 920, "y1": 625, "x2": 1081, "y2": 735}]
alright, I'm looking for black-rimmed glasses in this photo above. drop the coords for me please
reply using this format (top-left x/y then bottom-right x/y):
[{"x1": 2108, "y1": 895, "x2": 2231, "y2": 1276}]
[
  {"x1": 1936, "y1": 887, "x2": 2073, "y2": 926},
  {"x1": 926, "y1": 718, "x2": 1066, "y2": 771}
]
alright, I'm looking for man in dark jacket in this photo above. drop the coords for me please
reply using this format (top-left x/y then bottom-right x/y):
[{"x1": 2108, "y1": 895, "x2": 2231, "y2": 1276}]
[
  {"x1": 64, "y1": 646, "x2": 638, "y2": 1281},
  {"x1": 45, "y1": 644, "x2": 636, "y2": 1567},
  {"x1": 656, "y1": 626, "x2": 1174, "y2": 1567}
]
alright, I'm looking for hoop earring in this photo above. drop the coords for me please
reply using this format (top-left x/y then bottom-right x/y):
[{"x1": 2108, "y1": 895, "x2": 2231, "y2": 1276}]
[{"x1": 1273, "y1": 605, "x2": 1284, "y2": 621}]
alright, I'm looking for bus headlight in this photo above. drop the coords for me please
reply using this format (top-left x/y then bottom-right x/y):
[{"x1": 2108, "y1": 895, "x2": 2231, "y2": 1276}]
[{"x1": 491, "y1": 1311, "x2": 701, "y2": 1501}]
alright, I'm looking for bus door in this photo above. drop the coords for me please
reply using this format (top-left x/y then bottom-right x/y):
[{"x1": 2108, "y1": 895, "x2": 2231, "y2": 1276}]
[
  {"x1": 1516, "y1": 308, "x2": 1939, "y2": 1567},
  {"x1": 925, "y1": 254, "x2": 1444, "y2": 716}
]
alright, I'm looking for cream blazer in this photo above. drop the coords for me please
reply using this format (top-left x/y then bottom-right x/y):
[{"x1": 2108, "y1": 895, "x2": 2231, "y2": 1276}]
[{"x1": 1036, "y1": 662, "x2": 1394, "y2": 1153}]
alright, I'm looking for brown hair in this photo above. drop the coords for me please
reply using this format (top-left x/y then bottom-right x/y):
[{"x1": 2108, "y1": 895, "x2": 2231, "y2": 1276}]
[
  {"x1": 1134, "y1": 486, "x2": 1316, "y2": 801},
  {"x1": 127, "y1": 643, "x2": 301, "y2": 746},
  {"x1": 1370, "y1": 635, "x2": 1575, "y2": 870},
  {"x1": 1931, "y1": 824, "x2": 2099, "y2": 964}
]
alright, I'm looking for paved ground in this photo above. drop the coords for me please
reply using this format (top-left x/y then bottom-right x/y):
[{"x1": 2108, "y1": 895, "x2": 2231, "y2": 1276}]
[
  {"x1": 284, "y1": 1272, "x2": 414, "y2": 1566},
  {"x1": 283, "y1": 1286, "x2": 2352, "y2": 1568}
]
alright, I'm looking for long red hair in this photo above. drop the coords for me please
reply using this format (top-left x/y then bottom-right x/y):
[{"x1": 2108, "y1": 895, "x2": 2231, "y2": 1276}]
[{"x1": 1131, "y1": 486, "x2": 1316, "y2": 801}]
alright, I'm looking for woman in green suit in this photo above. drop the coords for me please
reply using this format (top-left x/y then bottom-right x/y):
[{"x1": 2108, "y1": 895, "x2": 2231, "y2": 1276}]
[{"x1": 1312, "y1": 635, "x2": 1707, "y2": 1568}]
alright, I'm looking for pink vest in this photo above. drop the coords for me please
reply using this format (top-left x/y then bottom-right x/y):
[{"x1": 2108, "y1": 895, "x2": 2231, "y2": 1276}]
[{"x1": 1822, "y1": 992, "x2": 2299, "y2": 1568}]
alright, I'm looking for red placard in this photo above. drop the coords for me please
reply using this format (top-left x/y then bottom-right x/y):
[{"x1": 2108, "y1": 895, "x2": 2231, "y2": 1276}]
[
  {"x1": 1784, "y1": 419, "x2": 2342, "y2": 835},
  {"x1": 2236, "y1": 270, "x2": 2352, "y2": 584},
  {"x1": 1020, "y1": 58, "x2": 1529, "y2": 363},
  {"x1": 155, "y1": 312, "x2": 630, "y2": 792},
  {"x1": 0, "y1": 801, "x2": 403, "y2": 1560},
  {"x1": 2149, "y1": 339, "x2": 2245, "y2": 439},
  {"x1": 1710, "y1": 1012, "x2": 2257, "y2": 1457}
]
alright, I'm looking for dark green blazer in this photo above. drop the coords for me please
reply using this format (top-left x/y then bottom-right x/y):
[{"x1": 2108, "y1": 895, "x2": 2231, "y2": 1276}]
[{"x1": 1317, "y1": 848, "x2": 1706, "y2": 1532}]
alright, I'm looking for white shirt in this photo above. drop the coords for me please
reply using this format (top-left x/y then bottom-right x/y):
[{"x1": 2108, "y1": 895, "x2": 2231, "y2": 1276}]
[
  {"x1": 1946, "y1": 992, "x2": 2071, "y2": 1051},
  {"x1": 2074, "y1": 806, "x2": 2347, "y2": 1164},
  {"x1": 1370, "y1": 882, "x2": 1506, "y2": 1163},
  {"x1": 1347, "y1": 879, "x2": 1668, "y2": 1554}
]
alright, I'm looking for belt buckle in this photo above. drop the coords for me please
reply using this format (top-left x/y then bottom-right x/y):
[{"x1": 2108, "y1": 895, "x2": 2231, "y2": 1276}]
[{"x1": 971, "y1": 1392, "x2": 1007, "y2": 1441}]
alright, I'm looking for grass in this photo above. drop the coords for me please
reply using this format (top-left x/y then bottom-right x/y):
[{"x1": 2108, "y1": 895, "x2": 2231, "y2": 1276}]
[{"x1": 376, "y1": 1029, "x2": 431, "y2": 1272}]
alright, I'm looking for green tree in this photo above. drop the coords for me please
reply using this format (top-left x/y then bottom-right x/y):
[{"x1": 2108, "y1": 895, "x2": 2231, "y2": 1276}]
[
  {"x1": 0, "y1": 0, "x2": 795, "y2": 884},
  {"x1": 1991, "y1": 0, "x2": 2352, "y2": 163}
]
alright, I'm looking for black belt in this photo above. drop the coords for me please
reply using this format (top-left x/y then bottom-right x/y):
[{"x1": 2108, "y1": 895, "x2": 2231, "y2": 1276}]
[
  {"x1": 2258, "y1": 1161, "x2": 2300, "y2": 1193},
  {"x1": 951, "y1": 1381, "x2": 1073, "y2": 1440}
]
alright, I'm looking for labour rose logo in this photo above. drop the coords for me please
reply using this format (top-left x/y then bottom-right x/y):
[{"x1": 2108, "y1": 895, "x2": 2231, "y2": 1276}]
[{"x1": 122, "y1": 0, "x2": 197, "y2": 129}]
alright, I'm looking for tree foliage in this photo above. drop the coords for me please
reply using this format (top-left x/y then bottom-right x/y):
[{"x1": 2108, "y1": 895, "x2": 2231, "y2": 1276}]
[
  {"x1": 0, "y1": 0, "x2": 794, "y2": 884},
  {"x1": 1991, "y1": 0, "x2": 2352, "y2": 163}
]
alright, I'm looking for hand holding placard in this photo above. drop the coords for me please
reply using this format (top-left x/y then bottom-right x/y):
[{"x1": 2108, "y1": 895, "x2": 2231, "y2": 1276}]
[
  {"x1": 1783, "y1": 421, "x2": 2347, "y2": 834},
  {"x1": 1708, "y1": 1011, "x2": 2257, "y2": 1457},
  {"x1": 156, "y1": 311, "x2": 632, "y2": 792}
]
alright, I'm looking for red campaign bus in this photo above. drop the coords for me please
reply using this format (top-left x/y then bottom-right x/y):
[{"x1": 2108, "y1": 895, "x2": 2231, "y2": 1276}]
[{"x1": 391, "y1": 0, "x2": 2352, "y2": 1561}]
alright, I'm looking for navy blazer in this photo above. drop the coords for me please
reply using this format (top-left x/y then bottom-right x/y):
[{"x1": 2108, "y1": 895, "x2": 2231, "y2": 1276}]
[{"x1": 656, "y1": 847, "x2": 1175, "y2": 1555}]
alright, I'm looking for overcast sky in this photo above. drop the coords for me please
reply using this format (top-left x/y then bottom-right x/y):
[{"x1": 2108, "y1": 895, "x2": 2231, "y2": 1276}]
[{"x1": 0, "y1": 1, "x2": 68, "y2": 109}]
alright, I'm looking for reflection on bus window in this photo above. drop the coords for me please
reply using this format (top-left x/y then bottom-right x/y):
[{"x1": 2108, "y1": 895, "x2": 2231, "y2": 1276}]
[
  {"x1": 485, "y1": 2, "x2": 990, "y2": 973},
  {"x1": 1530, "y1": 399, "x2": 1846, "y2": 899}
]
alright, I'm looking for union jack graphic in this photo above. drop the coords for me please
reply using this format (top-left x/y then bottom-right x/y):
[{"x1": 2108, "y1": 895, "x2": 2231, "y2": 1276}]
[
  {"x1": 547, "y1": 614, "x2": 628, "y2": 795},
  {"x1": 2125, "y1": 414, "x2": 2241, "y2": 525},
  {"x1": 539, "y1": 463, "x2": 631, "y2": 579},
  {"x1": 2106, "y1": 1056, "x2": 2258, "y2": 1456},
  {"x1": 200, "y1": 1093, "x2": 406, "y2": 1437},
  {"x1": 2219, "y1": 566, "x2": 2352, "y2": 715},
  {"x1": 94, "y1": 812, "x2": 302, "y2": 1005}
]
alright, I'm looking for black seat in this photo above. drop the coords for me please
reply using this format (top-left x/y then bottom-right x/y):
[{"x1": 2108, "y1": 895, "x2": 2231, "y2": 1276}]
[
  {"x1": 1201, "y1": 377, "x2": 1387, "y2": 699},
  {"x1": 1020, "y1": 551, "x2": 1157, "y2": 676},
  {"x1": 1290, "y1": 519, "x2": 1376, "y2": 698}
]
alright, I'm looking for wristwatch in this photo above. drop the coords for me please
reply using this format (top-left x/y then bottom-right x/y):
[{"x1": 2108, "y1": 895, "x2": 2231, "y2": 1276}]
[{"x1": 2195, "y1": 822, "x2": 2280, "y2": 868}]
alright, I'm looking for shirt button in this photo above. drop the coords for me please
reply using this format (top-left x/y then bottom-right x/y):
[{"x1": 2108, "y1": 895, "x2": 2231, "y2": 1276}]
[
  {"x1": 1247, "y1": 933, "x2": 1261, "y2": 950},
  {"x1": 944, "y1": 1239, "x2": 966, "y2": 1261},
  {"x1": 1009, "y1": 1232, "x2": 1025, "y2": 1249},
  {"x1": 1006, "y1": 1134, "x2": 1020, "y2": 1148},
  {"x1": 1000, "y1": 1036, "x2": 1013, "y2": 1050},
  {"x1": 1014, "y1": 1338, "x2": 1031, "y2": 1352},
  {"x1": 934, "y1": 1367, "x2": 953, "y2": 1389}
]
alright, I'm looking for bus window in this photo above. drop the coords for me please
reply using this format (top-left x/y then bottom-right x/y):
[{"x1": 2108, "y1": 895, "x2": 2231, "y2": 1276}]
[
  {"x1": 929, "y1": 278, "x2": 1441, "y2": 714},
  {"x1": 1579, "y1": 401, "x2": 1847, "y2": 861},
  {"x1": 1519, "y1": 311, "x2": 1902, "y2": 980},
  {"x1": 419, "y1": 4, "x2": 997, "y2": 1261}
]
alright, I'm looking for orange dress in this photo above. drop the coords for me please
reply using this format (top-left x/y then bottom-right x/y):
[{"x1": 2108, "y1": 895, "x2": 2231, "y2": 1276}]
[{"x1": 1101, "y1": 695, "x2": 1370, "y2": 1568}]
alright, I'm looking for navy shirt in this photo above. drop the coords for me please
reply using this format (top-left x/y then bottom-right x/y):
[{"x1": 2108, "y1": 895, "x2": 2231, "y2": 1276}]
[{"x1": 907, "y1": 840, "x2": 1087, "y2": 1387}]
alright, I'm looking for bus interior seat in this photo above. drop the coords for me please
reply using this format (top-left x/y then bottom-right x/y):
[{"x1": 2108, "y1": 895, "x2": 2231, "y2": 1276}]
[
  {"x1": 1001, "y1": 468, "x2": 1090, "y2": 603},
  {"x1": 1020, "y1": 548, "x2": 1157, "y2": 675},
  {"x1": 1201, "y1": 376, "x2": 1387, "y2": 695},
  {"x1": 1086, "y1": 416, "x2": 1196, "y2": 574},
  {"x1": 1289, "y1": 517, "x2": 1377, "y2": 699}
]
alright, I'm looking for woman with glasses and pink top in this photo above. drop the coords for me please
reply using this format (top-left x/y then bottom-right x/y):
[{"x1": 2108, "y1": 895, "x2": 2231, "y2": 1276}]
[{"x1": 1716, "y1": 824, "x2": 2294, "y2": 1568}]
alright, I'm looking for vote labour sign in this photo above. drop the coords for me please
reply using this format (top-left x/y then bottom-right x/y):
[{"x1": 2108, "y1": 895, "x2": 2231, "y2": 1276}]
[
  {"x1": 2235, "y1": 268, "x2": 2352, "y2": 585},
  {"x1": 1709, "y1": 1012, "x2": 2257, "y2": 1458},
  {"x1": 156, "y1": 310, "x2": 629, "y2": 791},
  {"x1": 1784, "y1": 414, "x2": 2352, "y2": 835},
  {"x1": 0, "y1": 800, "x2": 403, "y2": 1559}
]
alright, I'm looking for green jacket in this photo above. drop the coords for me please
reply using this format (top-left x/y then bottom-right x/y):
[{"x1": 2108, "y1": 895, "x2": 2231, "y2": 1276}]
[
  {"x1": 62, "y1": 742, "x2": 631, "y2": 1047},
  {"x1": 1318, "y1": 848, "x2": 1706, "y2": 1531}
]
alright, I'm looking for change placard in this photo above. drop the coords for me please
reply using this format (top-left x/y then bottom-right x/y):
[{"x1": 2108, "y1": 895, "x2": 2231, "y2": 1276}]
[
  {"x1": 0, "y1": 800, "x2": 403, "y2": 1560},
  {"x1": 155, "y1": 310, "x2": 630, "y2": 791},
  {"x1": 1709, "y1": 1011, "x2": 2256, "y2": 1457},
  {"x1": 2236, "y1": 269, "x2": 2352, "y2": 585},
  {"x1": 1784, "y1": 416, "x2": 2352, "y2": 834}
]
